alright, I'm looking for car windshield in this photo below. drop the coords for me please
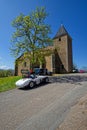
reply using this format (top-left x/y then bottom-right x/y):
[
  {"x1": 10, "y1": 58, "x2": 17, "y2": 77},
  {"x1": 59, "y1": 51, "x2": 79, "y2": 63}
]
[{"x1": 29, "y1": 74, "x2": 36, "y2": 79}]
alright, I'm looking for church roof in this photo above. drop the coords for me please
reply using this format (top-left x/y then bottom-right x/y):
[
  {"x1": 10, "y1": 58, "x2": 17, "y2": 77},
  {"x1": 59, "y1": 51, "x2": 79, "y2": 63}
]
[{"x1": 53, "y1": 25, "x2": 71, "y2": 39}]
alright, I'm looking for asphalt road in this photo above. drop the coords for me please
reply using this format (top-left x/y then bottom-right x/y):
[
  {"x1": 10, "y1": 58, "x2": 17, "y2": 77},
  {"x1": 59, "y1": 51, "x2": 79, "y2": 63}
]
[{"x1": 0, "y1": 74, "x2": 87, "y2": 130}]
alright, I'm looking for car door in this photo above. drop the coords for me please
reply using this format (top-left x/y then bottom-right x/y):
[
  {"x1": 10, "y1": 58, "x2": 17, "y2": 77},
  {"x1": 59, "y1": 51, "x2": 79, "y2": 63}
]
[{"x1": 34, "y1": 76, "x2": 41, "y2": 85}]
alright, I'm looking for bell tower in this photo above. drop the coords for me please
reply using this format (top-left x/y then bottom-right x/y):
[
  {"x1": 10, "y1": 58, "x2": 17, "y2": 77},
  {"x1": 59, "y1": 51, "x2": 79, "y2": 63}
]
[{"x1": 53, "y1": 25, "x2": 73, "y2": 73}]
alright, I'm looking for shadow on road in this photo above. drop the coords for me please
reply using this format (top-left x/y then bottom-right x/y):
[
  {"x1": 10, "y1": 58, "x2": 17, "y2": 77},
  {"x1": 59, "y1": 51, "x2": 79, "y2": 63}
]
[{"x1": 49, "y1": 75, "x2": 87, "y2": 85}]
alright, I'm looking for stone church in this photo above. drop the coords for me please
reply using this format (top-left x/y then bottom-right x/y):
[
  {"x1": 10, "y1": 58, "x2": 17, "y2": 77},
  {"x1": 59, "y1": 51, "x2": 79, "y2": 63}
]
[{"x1": 15, "y1": 25, "x2": 73, "y2": 76}]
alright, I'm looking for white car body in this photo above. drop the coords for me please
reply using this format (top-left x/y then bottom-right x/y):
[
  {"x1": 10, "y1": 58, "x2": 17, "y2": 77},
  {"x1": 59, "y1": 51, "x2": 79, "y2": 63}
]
[{"x1": 15, "y1": 75, "x2": 49, "y2": 88}]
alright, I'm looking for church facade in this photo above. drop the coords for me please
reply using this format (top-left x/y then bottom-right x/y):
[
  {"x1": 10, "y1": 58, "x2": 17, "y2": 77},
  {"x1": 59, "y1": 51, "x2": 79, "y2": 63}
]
[{"x1": 15, "y1": 25, "x2": 73, "y2": 76}]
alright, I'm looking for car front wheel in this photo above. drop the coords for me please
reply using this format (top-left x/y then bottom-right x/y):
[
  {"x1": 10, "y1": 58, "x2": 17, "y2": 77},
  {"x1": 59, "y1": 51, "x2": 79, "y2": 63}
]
[{"x1": 29, "y1": 81, "x2": 35, "y2": 88}]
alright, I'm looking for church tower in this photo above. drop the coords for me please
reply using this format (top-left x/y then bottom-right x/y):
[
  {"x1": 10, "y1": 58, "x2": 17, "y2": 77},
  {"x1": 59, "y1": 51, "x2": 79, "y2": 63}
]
[{"x1": 53, "y1": 25, "x2": 73, "y2": 73}]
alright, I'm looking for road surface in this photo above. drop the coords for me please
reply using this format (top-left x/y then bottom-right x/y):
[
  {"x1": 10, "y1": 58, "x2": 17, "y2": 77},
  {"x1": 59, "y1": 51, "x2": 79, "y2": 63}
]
[{"x1": 0, "y1": 74, "x2": 87, "y2": 130}]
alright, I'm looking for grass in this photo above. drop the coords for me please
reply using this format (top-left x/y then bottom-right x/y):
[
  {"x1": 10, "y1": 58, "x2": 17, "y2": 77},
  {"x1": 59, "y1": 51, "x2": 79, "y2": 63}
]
[{"x1": 0, "y1": 76, "x2": 21, "y2": 92}]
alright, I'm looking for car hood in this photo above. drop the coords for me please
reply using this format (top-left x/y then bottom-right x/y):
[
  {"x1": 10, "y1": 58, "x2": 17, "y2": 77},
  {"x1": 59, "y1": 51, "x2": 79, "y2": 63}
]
[{"x1": 15, "y1": 78, "x2": 32, "y2": 87}]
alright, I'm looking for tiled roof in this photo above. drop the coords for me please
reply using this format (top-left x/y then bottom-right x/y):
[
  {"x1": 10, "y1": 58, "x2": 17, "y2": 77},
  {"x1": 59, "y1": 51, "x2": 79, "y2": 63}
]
[{"x1": 53, "y1": 25, "x2": 70, "y2": 39}]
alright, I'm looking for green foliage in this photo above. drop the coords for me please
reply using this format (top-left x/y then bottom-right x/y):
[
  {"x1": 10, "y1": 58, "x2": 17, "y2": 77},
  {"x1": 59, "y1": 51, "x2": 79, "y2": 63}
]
[
  {"x1": 0, "y1": 69, "x2": 14, "y2": 77},
  {"x1": 10, "y1": 7, "x2": 52, "y2": 67},
  {"x1": 0, "y1": 76, "x2": 21, "y2": 92}
]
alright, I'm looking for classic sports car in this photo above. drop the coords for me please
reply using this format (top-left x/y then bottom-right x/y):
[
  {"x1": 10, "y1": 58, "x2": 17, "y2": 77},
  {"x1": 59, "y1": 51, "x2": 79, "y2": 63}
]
[{"x1": 15, "y1": 74, "x2": 49, "y2": 88}]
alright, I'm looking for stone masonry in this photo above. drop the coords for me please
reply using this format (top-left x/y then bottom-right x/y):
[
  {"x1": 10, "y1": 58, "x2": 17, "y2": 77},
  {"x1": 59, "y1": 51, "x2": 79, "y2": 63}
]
[{"x1": 15, "y1": 25, "x2": 73, "y2": 76}]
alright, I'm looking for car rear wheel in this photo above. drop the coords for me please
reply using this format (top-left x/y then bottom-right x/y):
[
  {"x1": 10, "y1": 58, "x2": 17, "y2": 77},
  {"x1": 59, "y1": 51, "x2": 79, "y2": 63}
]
[
  {"x1": 29, "y1": 81, "x2": 35, "y2": 88},
  {"x1": 45, "y1": 77, "x2": 49, "y2": 83}
]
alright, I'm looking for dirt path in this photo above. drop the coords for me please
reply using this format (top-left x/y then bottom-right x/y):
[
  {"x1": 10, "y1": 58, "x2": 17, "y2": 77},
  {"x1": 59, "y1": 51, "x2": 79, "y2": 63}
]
[{"x1": 56, "y1": 94, "x2": 87, "y2": 130}]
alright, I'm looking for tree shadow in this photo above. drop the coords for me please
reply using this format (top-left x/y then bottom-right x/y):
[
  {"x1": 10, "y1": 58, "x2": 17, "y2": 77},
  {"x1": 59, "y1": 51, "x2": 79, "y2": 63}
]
[
  {"x1": 18, "y1": 75, "x2": 87, "y2": 91},
  {"x1": 49, "y1": 75, "x2": 87, "y2": 85}
]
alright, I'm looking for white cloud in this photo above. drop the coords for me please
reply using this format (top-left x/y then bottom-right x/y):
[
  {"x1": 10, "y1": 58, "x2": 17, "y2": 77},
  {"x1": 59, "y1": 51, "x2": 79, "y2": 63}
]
[{"x1": 0, "y1": 65, "x2": 11, "y2": 70}]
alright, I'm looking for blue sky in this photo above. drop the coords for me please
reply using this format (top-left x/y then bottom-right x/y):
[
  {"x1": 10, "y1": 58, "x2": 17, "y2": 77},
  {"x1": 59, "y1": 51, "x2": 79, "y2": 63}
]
[{"x1": 0, "y1": 0, "x2": 87, "y2": 70}]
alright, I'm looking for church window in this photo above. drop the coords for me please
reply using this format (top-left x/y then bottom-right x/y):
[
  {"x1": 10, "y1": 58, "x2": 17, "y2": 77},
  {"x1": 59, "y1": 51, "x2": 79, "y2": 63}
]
[
  {"x1": 59, "y1": 38, "x2": 61, "y2": 41},
  {"x1": 24, "y1": 62, "x2": 27, "y2": 67}
]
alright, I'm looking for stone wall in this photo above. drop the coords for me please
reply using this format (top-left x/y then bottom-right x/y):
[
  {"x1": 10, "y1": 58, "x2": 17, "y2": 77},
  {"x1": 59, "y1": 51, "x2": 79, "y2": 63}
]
[
  {"x1": 53, "y1": 35, "x2": 72, "y2": 73},
  {"x1": 15, "y1": 30, "x2": 73, "y2": 75}
]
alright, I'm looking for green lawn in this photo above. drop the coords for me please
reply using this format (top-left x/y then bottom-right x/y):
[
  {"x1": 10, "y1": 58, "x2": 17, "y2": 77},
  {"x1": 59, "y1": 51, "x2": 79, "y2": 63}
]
[{"x1": 0, "y1": 76, "x2": 21, "y2": 92}]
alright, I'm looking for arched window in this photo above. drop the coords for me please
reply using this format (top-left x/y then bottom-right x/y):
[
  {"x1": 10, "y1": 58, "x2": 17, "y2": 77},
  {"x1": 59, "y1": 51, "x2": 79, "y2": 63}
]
[
  {"x1": 59, "y1": 38, "x2": 61, "y2": 41},
  {"x1": 24, "y1": 62, "x2": 27, "y2": 67}
]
